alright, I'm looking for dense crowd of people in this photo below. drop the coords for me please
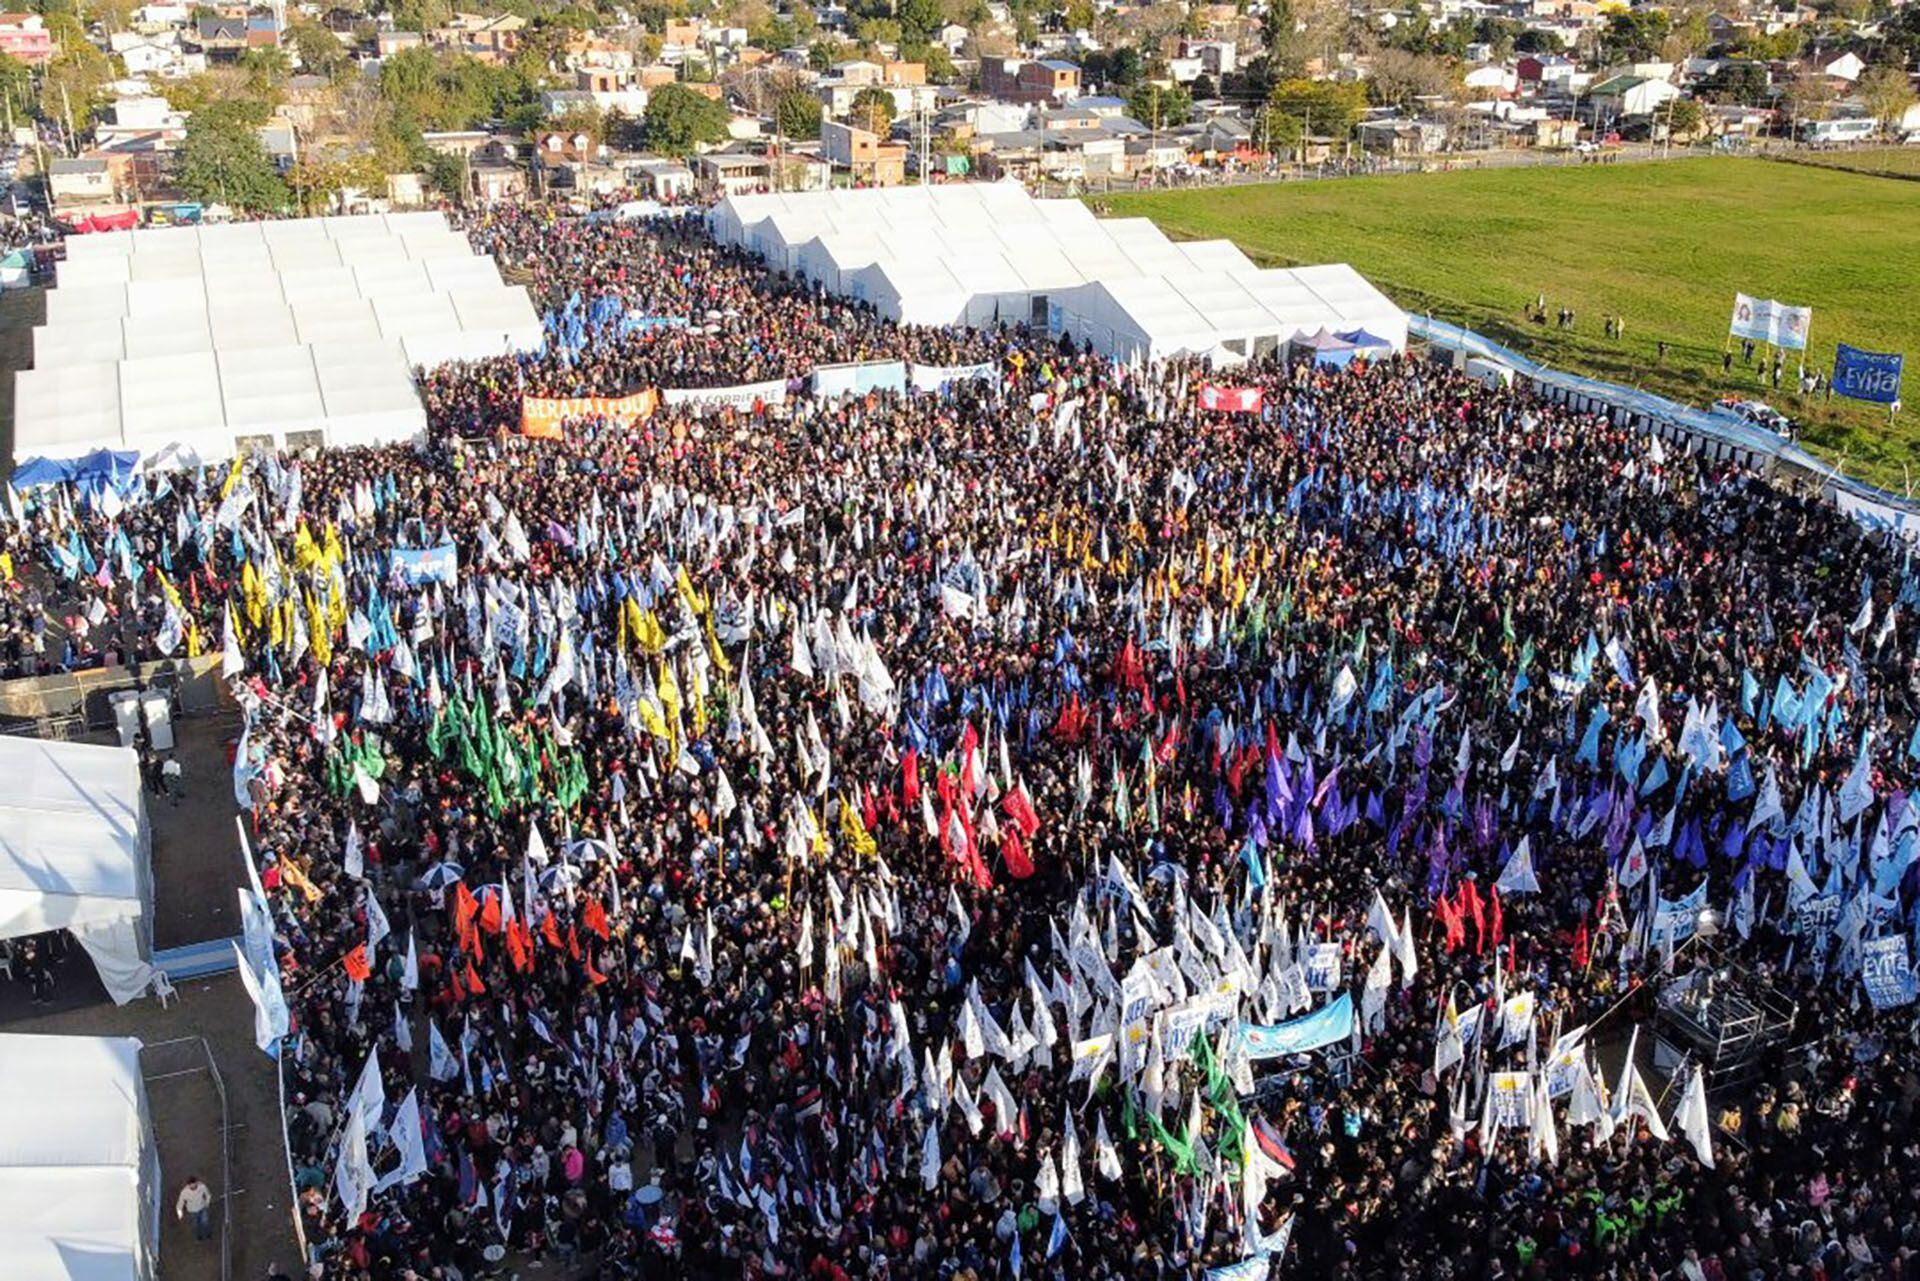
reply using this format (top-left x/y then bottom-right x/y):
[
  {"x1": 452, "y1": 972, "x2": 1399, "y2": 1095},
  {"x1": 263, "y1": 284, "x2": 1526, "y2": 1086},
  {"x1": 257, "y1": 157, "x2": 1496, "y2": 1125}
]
[{"x1": 6, "y1": 203, "x2": 1920, "y2": 1281}]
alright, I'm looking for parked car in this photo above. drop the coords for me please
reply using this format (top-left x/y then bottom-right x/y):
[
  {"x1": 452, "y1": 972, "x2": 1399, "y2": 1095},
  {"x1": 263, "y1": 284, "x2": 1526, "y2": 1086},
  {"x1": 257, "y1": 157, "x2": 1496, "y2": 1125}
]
[{"x1": 1711, "y1": 397, "x2": 1793, "y2": 435}]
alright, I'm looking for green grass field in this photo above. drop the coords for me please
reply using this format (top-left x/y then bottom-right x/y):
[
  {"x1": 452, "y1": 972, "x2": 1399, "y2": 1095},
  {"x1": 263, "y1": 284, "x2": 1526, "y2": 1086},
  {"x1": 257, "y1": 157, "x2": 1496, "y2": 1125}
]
[
  {"x1": 1788, "y1": 147, "x2": 1920, "y2": 179},
  {"x1": 1101, "y1": 157, "x2": 1920, "y2": 490}
]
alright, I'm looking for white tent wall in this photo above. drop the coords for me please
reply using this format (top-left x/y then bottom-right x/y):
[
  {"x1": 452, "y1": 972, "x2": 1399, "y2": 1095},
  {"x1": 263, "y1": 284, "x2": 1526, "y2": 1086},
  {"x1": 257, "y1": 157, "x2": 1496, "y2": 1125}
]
[
  {"x1": 0, "y1": 1034, "x2": 160, "y2": 1281},
  {"x1": 0, "y1": 739, "x2": 155, "y2": 1005},
  {"x1": 18, "y1": 211, "x2": 536, "y2": 465},
  {"x1": 706, "y1": 186, "x2": 1400, "y2": 358}
]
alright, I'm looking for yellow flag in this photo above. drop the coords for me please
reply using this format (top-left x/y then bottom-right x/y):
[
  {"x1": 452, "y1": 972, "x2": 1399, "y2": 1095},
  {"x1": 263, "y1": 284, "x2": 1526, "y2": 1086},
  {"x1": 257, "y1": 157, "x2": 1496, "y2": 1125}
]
[{"x1": 220, "y1": 454, "x2": 245, "y2": 499}]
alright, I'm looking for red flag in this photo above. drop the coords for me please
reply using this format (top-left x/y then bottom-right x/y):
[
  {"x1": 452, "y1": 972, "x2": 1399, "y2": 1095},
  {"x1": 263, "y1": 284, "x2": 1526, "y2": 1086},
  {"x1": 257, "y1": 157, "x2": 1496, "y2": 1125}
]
[
  {"x1": 1003, "y1": 830, "x2": 1035, "y2": 880},
  {"x1": 1488, "y1": 888, "x2": 1505, "y2": 951},
  {"x1": 1198, "y1": 384, "x2": 1262, "y2": 413},
  {"x1": 464, "y1": 959, "x2": 485, "y2": 995},
  {"x1": 586, "y1": 956, "x2": 608, "y2": 986},
  {"x1": 541, "y1": 912, "x2": 564, "y2": 950},
  {"x1": 902, "y1": 749, "x2": 920, "y2": 808},
  {"x1": 1002, "y1": 784, "x2": 1040, "y2": 841},
  {"x1": 566, "y1": 923, "x2": 583, "y2": 962},
  {"x1": 583, "y1": 898, "x2": 610, "y2": 941},
  {"x1": 505, "y1": 921, "x2": 532, "y2": 973},
  {"x1": 342, "y1": 943, "x2": 372, "y2": 982}
]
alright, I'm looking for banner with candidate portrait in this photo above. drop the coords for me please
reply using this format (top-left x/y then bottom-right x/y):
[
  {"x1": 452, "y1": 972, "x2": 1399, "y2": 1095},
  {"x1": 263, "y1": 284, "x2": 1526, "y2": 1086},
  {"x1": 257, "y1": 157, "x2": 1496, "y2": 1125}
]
[
  {"x1": 1831, "y1": 344, "x2": 1903, "y2": 405},
  {"x1": 1730, "y1": 293, "x2": 1812, "y2": 351}
]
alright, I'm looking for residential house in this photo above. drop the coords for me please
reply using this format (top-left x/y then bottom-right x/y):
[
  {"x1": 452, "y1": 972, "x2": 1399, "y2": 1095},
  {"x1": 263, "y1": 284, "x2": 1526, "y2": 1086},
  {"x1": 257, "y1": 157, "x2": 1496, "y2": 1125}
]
[
  {"x1": 1124, "y1": 136, "x2": 1185, "y2": 172},
  {"x1": 190, "y1": 15, "x2": 248, "y2": 60},
  {"x1": 631, "y1": 157, "x2": 695, "y2": 199},
  {"x1": 1036, "y1": 105, "x2": 1103, "y2": 132},
  {"x1": 257, "y1": 121, "x2": 298, "y2": 172},
  {"x1": 1166, "y1": 57, "x2": 1204, "y2": 84},
  {"x1": 1704, "y1": 103, "x2": 1774, "y2": 136},
  {"x1": 1584, "y1": 74, "x2": 1679, "y2": 122},
  {"x1": 376, "y1": 29, "x2": 424, "y2": 57},
  {"x1": 1463, "y1": 64, "x2": 1517, "y2": 96},
  {"x1": 540, "y1": 88, "x2": 599, "y2": 118},
  {"x1": 577, "y1": 68, "x2": 650, "y2": 115},
  {"x1": 1530, "y1": 117, "x2": 1582, "y2": 147},
  {"x1": 1180, "y1": 39, "x2": 1237, "y2": 77},
  {"x1": 0, "y1": 13, "x2": 53, "y2": 64},
  {"x1": 1808, "y1": 48, "x2": 1866, "y2": 83},
  {"x1": 821, "y1": 119, "x2": 907, "y2": 184},
  {"x1": 135, "y1": 3, "x2": 191, "y2": 25},
  {"x1": 980, "y1": 56, "x2": 1081, "y2": 105},
  {"x1": 1355, "y1": 116, "x2": 1448, "y2": 154},
  {"x1": 937, "y1": 99, "x2": 1029, "y2": 136},
  {"x1": 470, "y1": 158, "x2": 528, "y2": 201},
  {"x1": 1076, "y1": 95, "x2": 1129, "y2": 119},
  {"x1": 936, "y1": 22, "x2": 970, "y2": 54},
  {"x1": 95, "y1": 96, "x2": 187, "y2": 150},
  {"x1": 694, "y1": 150, "x2": 772, "y2": 196},
  {"x1": 831, "y1": 59, "x2": 884, "y2": 86},
  {"x1": 48, "y1": 157, "x2": 114, "y2": 207},
  {"x1": 432, "y1": 11, "x2": 525, "y2": 63},
  {"x1": 970, "y1": 129, "x2": 1047, "y2": 181},
  {"x1": 1042, "y1": 127, "x2": 1124, "y2": 176},
  {"x1": 1516, "y1": 54, "x2": 1577, "y2": 92},
  {"x1": 244, "y1": 13, "x2": 279, "y2": 48}
]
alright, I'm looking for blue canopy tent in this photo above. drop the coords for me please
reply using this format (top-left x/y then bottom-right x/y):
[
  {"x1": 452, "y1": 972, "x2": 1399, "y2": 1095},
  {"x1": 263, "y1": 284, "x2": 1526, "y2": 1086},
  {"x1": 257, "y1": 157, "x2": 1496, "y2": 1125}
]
[
  {"x1": 1336, "y1": 328, "x2": 1394, "y2": 353},
  {"x1": 1296, "y1": 328, "x2": 1359, "y2": 369}
]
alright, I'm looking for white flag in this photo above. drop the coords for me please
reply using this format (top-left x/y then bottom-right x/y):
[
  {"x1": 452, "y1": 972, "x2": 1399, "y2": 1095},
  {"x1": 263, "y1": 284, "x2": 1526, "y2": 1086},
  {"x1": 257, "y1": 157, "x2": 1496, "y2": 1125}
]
[
  {"x1": 392, "y1": 1001, "x2": 412, "y2": 1054},
  {"x1": 1094, "y1": 1111, "x2": 1123, "y2": 1180},
  {"x1": 333, "y1": 1108, "x2": 376, "y2": 1219},
  {"x1": 365, "y1": 888, "x2": 391, "y2": 953},
  {"x1": 343, "y1": 820, "x2": 365, "y2": 879},
  {"x1": 374, "y1": 1088, "x2": 430, "y2": 1193},
  {"x1": 1496, "y1": 836, "x2": 1540, "y2": 895},
  {"x1": 1060, "y1": 1111, "x2": 1086, "y2": 1205},
  {"x1": 428, "y1": 1019, "x2": 460, "y2": 1082},
  {"x1": 1676, "y1": 1066, "x2": 1713, "y2": 1168},
  {"x1": 346, "y1": 1048, "x2": 385, "y2": 1135}
]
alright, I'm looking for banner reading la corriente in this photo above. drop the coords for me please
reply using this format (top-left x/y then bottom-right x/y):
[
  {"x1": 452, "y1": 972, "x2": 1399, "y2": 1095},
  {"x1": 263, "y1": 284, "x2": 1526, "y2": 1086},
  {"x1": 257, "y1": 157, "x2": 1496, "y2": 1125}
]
[
  {"x1": 1730, "y1": 293, "x2": 1812, "y2": 351},
  {"x1": 1832, "y1": 344, "x2": 1904, "y2": 405},
  {"x1": 521, "y1": 390, "x2": 660, "y2": 438}
]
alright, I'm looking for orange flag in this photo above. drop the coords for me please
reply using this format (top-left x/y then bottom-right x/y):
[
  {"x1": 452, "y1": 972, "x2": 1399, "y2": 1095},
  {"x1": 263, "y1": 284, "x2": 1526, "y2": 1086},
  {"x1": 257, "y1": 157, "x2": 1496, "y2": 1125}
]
[
  {"x1": 541, "y1": 913, "x2": 563, "y2": 950},
  {"x1": 464, "y1": 959, "x2": 485, "y2": 995},
  {"x1": 454, "y1": 882, "x2": 479, "y2": 936},
  {"x1": 478, "y1": 890, "x2": 503, "y2": 935},
  {"x1": 585, "y1": 956, "x2": 608, "y2": 986},
  {"x1": 566, "y1": 924, "x2": 582, "y2": 962},
  {"x1": 583, "y1": 898, "x2": 610, "y2": 941},
  {"x1": 342, "y1": 943, "x2": 372, "y2": 982},
  {"x1": 505, "y1": 921, "x2": 532, "y2": 974}
]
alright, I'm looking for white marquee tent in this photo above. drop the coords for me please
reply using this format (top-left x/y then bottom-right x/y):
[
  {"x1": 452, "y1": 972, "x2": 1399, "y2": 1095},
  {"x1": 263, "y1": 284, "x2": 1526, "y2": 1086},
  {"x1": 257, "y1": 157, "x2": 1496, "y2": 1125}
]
[
  {"x1": 708, "y1": 185, "x2": 1405, "y2": 358},
  {"x1": 16, "y1": 212, "x2": 543, "y2": 465},
  {"x1": 0, "y1": 737, "x2": 156, "y2": 1004},
  {"x1": 0, "y1": 1034, "x2": 161, "y2": 1281},
  {"x1": 1050, "y1": 264, "x2": 1409, "y2": 364}
]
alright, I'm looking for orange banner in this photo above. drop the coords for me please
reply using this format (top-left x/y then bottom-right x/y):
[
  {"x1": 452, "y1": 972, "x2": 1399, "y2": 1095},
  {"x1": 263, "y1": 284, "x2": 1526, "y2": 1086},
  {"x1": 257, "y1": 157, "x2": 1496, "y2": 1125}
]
[{"x1": 521, "y1": 390, "x2": 660, "y2": 438}]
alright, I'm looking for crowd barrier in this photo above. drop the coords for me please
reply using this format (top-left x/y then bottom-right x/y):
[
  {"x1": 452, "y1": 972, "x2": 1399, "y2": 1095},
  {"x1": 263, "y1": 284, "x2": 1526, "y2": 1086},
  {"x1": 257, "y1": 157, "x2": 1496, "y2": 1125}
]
[{"x1": 1409, "y1": 315, "x2": 1920, "y2": 540}]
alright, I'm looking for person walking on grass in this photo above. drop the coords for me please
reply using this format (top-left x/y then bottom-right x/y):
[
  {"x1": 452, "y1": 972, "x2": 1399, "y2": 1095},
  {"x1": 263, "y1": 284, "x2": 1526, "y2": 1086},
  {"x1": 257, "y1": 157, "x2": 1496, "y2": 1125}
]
[{"x1": 176, "y1": 1175, "x2": 212, "y2": 1242}]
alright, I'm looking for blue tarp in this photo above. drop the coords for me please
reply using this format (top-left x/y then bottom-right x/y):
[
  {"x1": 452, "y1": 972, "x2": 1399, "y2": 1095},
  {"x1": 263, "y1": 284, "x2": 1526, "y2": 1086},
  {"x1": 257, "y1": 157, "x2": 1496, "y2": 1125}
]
[
  {"x1": 1337, "y1": 328, "x2": 1393, "y2": 350},
  {"x1": 11, "y1": 456, "x2": 75, "y2": 488},
  {"x1": 1239, "y1": 993, "x2": 1354, "y2": 1060}
]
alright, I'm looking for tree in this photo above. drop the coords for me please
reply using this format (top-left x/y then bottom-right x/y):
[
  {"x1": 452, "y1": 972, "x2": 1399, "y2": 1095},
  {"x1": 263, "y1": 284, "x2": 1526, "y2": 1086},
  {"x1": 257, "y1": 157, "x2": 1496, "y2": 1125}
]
[
  {"x1": 0, "y1": 51, "x2": 31, "y2": 122},
  {"x1": 1665, "y1": 95, "x2": 1705, "y2": 139},
  {"x1": 1782, "y1": 70, "x2": 1837, "y2": 123},
  {"x1": 1599, "y1": 9, "x2": 1670, "y2": 64},
  {"x1": 1697, "y1": 60, "x2": 1768, "y2": 105},
  {"x1": 898, "y1": 0, "x2": 944, "y2": 43},
  {"x1": 288, "y1": 20, "x2": 348, "y2": 77},
  {"x1": 1512, "y1": 28, "x2": 1563, "y2": 55},
  {"x1": 1127, "y1": 81, "x2": 1190, "y2": 130},
  {"x1": 848, "y1": 85, "x2": 894, "y2": 135},
  {"x1": 1262, "y1": 76, "x2": 1365, "y2": 143},
  {"x1": 1858, "y1": 64, "x2": 1917, "y2": 134},
  {"x1": 1368, "y1": 48, "x2": 1455, "y2": 107},
  {"x1": 775, "y1": 88, "x2": 822, "y2": 139},
  {"x1": 175, "y1": 100, "x2": 288, "y2": 211},
  {"x1": 644, "y1": 82, "x2": 730, "y2": 154},
  {"x1": 238, "y1": 46, "x2": 291, "y2": 97},
  {"x1": 1081, "y1": 45, "x2": 1142, "y2": 89}
]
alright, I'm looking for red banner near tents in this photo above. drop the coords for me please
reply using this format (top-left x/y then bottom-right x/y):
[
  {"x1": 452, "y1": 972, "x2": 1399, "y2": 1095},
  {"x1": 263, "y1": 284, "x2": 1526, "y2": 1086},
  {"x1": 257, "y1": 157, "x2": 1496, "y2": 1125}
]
[
  {"x1": 1198, "y1": 385, "x2": 1263, "y2": 414},
  {"x1": 64, "y1": 210, "x2": 140, "y2": 235}
]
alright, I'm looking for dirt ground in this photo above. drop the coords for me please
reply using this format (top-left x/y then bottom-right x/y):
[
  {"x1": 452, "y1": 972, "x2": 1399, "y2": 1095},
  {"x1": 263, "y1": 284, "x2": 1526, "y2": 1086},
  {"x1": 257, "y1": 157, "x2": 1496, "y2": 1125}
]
[
  {"x1": 0, "y1": 709, "x2": 303, "y2": 1281},
  {"x1": 0, "y1": 283, "x2": 43, "y2": 471}
]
